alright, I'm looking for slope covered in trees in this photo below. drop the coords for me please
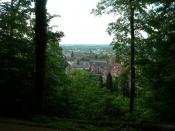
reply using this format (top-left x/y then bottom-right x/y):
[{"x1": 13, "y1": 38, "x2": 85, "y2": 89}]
[
  {"x1": 0, "y1": 0, "x2": 175, "y2": 129},
  {"x1": 0, "y1": 0, "x2": 65, "y2": 116},
  {"x1": 93, "y1": 0, "x2": 175, "y2": 121}
]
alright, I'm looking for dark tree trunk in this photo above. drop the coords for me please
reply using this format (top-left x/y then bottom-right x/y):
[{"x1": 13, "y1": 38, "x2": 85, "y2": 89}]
[
  {"x1": 129, "y1": 0, "x2": 135, "y2": 112},
  {"x1": 34, "y1": 0, "x2": 47, "y2": 114},
  {"x1": 106, "y1": 73, "x2": 113, "y2": 92},
  {"x1": 99, "y1": 75, "x2": 103, "y2": 88}
]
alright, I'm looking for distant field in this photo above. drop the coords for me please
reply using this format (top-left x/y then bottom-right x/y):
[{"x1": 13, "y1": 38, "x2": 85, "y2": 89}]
[
  {"x1": 61, "y1": 44, "x2": 114, "y2": 56},
  {"x1": 61, "y1": 44, "x2": 112, "y2": 48}
]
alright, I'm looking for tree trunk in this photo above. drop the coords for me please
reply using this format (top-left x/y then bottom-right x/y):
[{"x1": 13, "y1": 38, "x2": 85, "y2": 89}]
[
  {"x1": 129, "y1": 0, "x2": 135, "y2": 112},
  {"x1": 99, "y1": 75, "x2": 103, "y2": 88},
  {"x1": 34, "y1": 0, "x2": 47, "y2": 114},
  {"x1": 106, "y1": 73, "x2": 113, "y2": 92}
]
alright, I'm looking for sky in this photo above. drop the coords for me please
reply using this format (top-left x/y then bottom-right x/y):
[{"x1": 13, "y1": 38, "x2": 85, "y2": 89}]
[{"x1": 47, "y1": 0, "x2": 115, "y2": 45}]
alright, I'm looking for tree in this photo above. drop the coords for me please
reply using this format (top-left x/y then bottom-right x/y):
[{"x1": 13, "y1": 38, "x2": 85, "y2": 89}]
[
  {"x1": 45, "y1": 15, "x2": 66, "y2": 115},
  {"x1": 34, "y1": 0, "x2": 47, "y2": 114},
  {"x1": 0, "y1": 0, "x2": 65, "y2": 117},
  {"x1": 129, "y1": 0, "x2": 135, "y2": 112},
  {"x1": 92, "y1": 0, "x2": 140, "y2": 111},
  {"x1": 138, "y1": 1, "x2": 175, "y2": 121},
  {"x1": 118, "y1": 67, "x2": 130, "y2": 97},
  {"x1": 106, "y1": 73, "x2": 113, "y2": 92},
  {"x1": 99, "y1": 75, "x2": 103, "y2": 88},
  {"x1": 0, "y1": 0, "x2": 35, "y2": 116}
]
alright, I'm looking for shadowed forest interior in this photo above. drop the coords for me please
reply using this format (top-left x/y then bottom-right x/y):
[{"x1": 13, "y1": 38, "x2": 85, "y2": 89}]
[{"x1": 0, "y1": 0, "x2": 175, "y2": 130}]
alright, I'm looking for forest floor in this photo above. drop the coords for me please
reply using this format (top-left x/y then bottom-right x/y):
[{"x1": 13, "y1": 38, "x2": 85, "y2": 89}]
[
  {"x1": 0, "y1": 123, "x2": 58, "y2": 131},
  {"x1": 0, "y1": 117, "x2": 124, "y2": 131}
]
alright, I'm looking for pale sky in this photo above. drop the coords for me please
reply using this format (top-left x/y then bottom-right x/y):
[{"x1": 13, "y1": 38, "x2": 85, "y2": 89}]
[{"x1": 47, "y1": 0, "x2": 115, "y2": 45}]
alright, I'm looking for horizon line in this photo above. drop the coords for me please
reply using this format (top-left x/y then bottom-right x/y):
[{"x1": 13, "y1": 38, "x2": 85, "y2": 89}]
[{"x1": 60, "y1": 43, "x2": 110, "y2": 46}]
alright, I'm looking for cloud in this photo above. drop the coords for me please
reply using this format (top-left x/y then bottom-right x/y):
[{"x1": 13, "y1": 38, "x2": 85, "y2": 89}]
[{"x1": 47, "y1": 0, "x2": 115, "y2": 45}]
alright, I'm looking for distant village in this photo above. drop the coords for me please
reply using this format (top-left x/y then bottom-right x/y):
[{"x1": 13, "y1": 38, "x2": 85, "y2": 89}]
[{"x1": 65, "y1": 51, "x2": 123, "y2": 82}]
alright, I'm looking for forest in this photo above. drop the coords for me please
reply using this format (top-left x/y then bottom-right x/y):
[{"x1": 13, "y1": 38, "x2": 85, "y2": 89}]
[{"x1": 0, "y1": 0, "x2": 175, "y2": 130}]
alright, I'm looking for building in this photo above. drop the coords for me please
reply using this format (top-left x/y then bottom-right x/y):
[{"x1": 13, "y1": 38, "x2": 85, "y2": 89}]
[{"x1": 90, "y1": 60, "x2": 123, "y2": 82}]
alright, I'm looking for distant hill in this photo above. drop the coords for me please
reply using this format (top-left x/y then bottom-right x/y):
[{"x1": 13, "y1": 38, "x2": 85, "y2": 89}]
[
  {"x1": 60, "y1": 44, "x2": 114, "y2": 56},
  {"x1": 60, "y1": 44, "x2": 111, "y2": 47}
]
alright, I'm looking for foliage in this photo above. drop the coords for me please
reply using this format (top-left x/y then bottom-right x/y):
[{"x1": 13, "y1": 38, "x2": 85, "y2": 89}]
[
  {"x1": 92, "y1": 0, "x2": 146, "y2": 65},
  {"x1": 0, "y1": 0, "x2": 35, "y2": 116},
  {"x1": 118, "y1": 67, "x2": 130, "y2": 97},
  {"x1": 99, "y1": 75, "x2": 103, "y2": 88},
  {"x1": 93, "y1": 0, "x2": 175, "y2": 122},
  {"x1": 0, "y1": 0, "x2": 65, "y2": 116},
  {"x1": 50, "y1": 70, "x2": 129, "y2": 121},
  {"x1": 106, "y1": 73, "x2": 113, "y2": 92},
  {"x1": 45, "y1": 40, "x2": 68, "y2": 116},
  {"x1": 138, "y1": 1, "x2": 175, "y2": 121},
  {"x1": 1, "y1": 0, "x2": 175, "y2": 124}
]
